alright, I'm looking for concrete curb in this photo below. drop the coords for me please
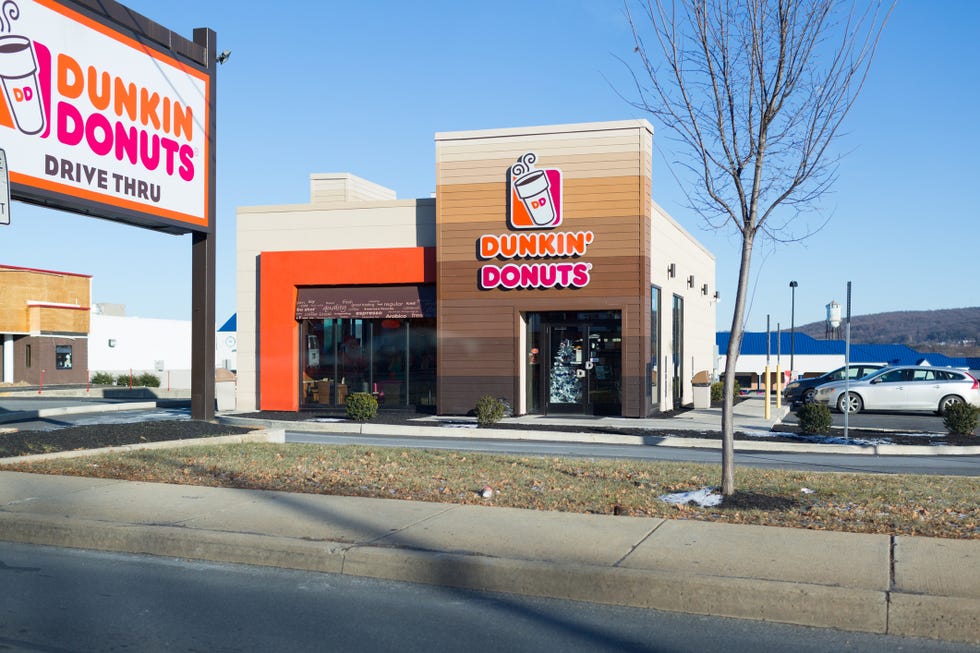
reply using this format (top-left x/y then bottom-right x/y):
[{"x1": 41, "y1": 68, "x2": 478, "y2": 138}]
[
  {"x1": 340, "y1": 546, "x2": 888, "y2": 634},
  {"x1": 1, "y1": 510, "x2": 976, "y2": 643},
  {"x1": 0, "y1": 428, "x2": 285, "y2": 466},
  {"x1": 216, "y1": 415, "x2": 980, "y2": 456}
]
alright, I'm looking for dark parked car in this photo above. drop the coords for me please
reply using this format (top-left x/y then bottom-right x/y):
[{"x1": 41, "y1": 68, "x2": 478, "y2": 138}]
[{"x1": 783, "y1": 363, "x2": 886, "y2": 405}]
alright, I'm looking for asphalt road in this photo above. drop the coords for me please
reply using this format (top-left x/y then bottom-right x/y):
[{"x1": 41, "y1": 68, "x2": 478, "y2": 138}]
[{"x1": 1, "y1": 542, "x2": 974, "y2": 653}]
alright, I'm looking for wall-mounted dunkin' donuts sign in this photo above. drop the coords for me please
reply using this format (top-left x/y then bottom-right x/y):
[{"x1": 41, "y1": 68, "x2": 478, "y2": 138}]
[{"x1": 476, "y1": 152, "x2": 594, "y2": 291}]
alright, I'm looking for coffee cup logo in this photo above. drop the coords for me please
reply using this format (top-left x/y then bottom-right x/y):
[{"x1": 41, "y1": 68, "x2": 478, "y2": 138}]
[
  {"x1": 0, "y1": 2, "x2": 46, "y2": 135},
  {"x1": 509, "y1": 152, "x2": 562, "y2": 229}
]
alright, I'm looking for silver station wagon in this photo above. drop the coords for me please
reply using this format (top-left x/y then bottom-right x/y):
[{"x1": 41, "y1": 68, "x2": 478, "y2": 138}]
[{"x1": 813, "y1": 365, "x2": 980, "y2": 415}]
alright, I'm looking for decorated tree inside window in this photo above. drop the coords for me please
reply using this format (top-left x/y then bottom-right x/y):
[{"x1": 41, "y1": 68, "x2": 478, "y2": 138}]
[{"x1": 550, "y1": 339, "x2": 582, "y2": 403}]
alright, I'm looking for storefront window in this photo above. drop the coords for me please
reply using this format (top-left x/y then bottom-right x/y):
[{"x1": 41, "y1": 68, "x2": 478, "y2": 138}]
[
  {"x1": 672, "y1": 295, "x2": 684, "y2": 407},
  {"x1": 301, "y1": 317, "x2": 436, "y2": 408},
  {"x1": 525, "y1": 313, "x2": 541, "y2": 415},
  {"x1": 408, "y1": 320, "x2": 437, "y2": 407},
  {"x1": 650, "y1": 286, "x2": 660, "y2": 411},
  {"x1": 55, "y1": 345, "x2": 73, "y2": 370}
]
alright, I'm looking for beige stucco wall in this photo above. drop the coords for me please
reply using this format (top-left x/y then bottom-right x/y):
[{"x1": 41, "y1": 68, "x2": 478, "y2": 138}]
[
  {"x1": 650, "y1": 201, "x2": 717, "y2": 410},
  {"x1": 235, "y1": 175, "x2": 435, "y2": 412},
  {"x1": 310, "y1": 173, "x2": 398, "y2": 204}
]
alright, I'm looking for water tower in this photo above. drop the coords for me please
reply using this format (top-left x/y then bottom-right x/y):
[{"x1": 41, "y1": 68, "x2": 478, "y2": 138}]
[{"x1": 826, "y1": 301, "x2": 842, "y2": 339}]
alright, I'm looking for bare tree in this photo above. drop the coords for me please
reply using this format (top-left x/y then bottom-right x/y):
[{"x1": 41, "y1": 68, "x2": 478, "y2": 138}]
[{"x1": 625, "y1": 0, "x2": 892, "y2": 495}]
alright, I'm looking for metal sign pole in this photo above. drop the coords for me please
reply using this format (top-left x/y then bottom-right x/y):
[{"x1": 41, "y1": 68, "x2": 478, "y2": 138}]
[
  {"x1": 776, "y1": 322, "x2": 782, "y2": 408},
  {"x1": 765, "y1": 315, "x2": 771, "y2": 419},
  {"x1": 190, "y1": 27, "x2": 217, "y2": 421},
  {"x1": 844, "y1": 282, "x2": 852, "y2": 441}
]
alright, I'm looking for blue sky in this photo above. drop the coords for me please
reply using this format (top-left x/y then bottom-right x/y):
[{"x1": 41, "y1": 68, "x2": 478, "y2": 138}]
[{"x1": 3, "y1": 1, "x2": 978, "y2": 333}]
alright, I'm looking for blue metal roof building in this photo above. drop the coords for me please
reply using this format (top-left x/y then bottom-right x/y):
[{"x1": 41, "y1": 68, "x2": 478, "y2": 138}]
[{"x1": 717, "y1": 332, "x2": 971, "y2": 368}]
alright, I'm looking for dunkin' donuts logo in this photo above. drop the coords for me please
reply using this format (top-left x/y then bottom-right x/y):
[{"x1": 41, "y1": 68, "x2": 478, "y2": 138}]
[
  {"x1": 0, "y1": 0, "x2": 208, "y2": 226},
  {"x1": 0, "y1": 4, "x2": 46, "y2": 136},
  {"x1": 509, "y1": 152, "x2": 562, "y2": 229},
  {"x1": 477, "y1": 152, "x2": 593, "y2": 291}
]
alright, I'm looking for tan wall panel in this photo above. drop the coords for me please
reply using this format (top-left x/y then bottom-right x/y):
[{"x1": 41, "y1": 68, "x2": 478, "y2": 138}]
[
  {"x1": 437, "y1": 213, "x2": 646, "y2": 236},
  {"x1": 31, "y1": 307, "x2": 90, "y2": 334},
  {"x1": 437, "y1": 162, "x2": 644, "y2": 185},
  {"x1": 0, "y1": 308, "x2": 26, "y2": 333},
  {"x1": 435, "y1": 177, "x2": 644, "y2": 222},
  {"x1": 437, "y1": 199, "x2": 644, "y2": 221},
  {"x1": 0, "y1": 269, "x2": 90, "y2": 333},
  {"x1": 437, "y1": 133, "x2": 645, "y2": 159}
]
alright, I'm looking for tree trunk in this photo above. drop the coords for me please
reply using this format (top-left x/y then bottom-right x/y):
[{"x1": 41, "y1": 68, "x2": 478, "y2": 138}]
[{"x1": 721, "y1": 229, "x2": 755, "y2": 496}]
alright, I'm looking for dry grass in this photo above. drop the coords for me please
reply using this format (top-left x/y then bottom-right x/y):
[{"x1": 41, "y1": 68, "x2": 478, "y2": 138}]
[{"x1": 5, "y1": 442, "x2": 978, "y2": 539}]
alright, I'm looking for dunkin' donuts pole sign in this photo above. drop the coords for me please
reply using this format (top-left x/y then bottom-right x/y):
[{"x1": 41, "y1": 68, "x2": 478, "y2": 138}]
[
  {"x1": 478, "y1": 152, "x2": 594, "y2": 291},
  {"x1": 0, "y1": 0, "x2": 210, "y2": 231}
]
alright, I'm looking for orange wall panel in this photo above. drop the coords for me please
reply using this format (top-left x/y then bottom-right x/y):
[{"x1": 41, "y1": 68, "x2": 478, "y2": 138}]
[{"x1": 258, "y1": 247, "x2": 436, "y2": 411}]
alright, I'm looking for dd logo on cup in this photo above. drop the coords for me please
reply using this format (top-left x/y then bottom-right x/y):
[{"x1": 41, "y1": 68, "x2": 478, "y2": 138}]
[
  {"x1": 0, "y1": 30, "x2": 46, "y2": 136},
  {"x1": 509, "y1": 152, "x2": 562, "y2": 230}
]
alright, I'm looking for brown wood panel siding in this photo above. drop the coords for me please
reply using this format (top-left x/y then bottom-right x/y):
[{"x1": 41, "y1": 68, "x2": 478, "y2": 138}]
[
  {"x1": 439, "y1": 256, "x2": 645, "y2": 298},
  {"x1": 436, "y1": 122, "x2": 653, "y2": 416}
]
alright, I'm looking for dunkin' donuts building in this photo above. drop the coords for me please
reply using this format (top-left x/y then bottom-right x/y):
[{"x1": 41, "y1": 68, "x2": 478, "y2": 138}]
[{"x1": 236, "y1": 120, "x2": 717, "y2": 417}]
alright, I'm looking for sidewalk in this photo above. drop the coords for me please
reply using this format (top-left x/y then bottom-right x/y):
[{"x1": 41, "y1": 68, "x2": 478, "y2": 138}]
[
  {"x1": 1, "y1": 394, "x2": 979, "y2": 644},
  {"x1": 0, "y1": 470, "x2": 977, "y2": 644}
]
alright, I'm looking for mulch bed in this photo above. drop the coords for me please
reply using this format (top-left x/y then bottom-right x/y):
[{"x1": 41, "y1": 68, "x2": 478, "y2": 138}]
[{"x1": 0, "y1": 421, "x2": 254, "y2": 458}]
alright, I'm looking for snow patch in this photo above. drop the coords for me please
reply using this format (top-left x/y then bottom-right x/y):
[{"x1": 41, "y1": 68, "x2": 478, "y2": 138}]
[{"x1": 659, "y1": 487, "x2": 723, "y2": 507}]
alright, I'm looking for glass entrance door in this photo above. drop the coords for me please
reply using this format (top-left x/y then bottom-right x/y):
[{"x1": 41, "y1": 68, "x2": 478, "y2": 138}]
[{"x1": 539, "y1": 313, "x2": 622, "y2": 415}]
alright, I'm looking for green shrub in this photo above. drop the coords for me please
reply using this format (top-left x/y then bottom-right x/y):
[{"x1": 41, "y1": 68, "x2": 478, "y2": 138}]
[
  {"x1": 796, "y1": 402, "x2": 833, "y2": 435},
  {"x1": 113, "y1": 372, "x2": 160, "y2": 388},
  {"x1": 136, "y1": 373, "x2": 160, "y2": 388},
  {"x1": 710, "y1": 380, "x2": 741, "y2": 402},
  {"x1": 345, "y1": 392, "x2": 378, "y2": 422},
  {"x1": 90, "y1": 372, "x2": 114, "y2": 385},
  {"x1": 475, "y1": 395, "x2": 506, "y2": 427},
  {"x1": 942, "y1": 402, "x2": 979, "y2": 436}
]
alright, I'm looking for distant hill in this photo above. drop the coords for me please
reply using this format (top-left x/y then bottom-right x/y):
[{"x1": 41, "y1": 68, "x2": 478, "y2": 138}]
[{"x1": 796, "y1": 307, "x2": 980, "y2": 358}]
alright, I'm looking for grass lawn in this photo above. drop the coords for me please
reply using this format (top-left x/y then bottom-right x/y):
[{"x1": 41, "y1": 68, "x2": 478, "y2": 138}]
[{"x1": 3, "y1": 428, "x2": 977, "y2": 539}]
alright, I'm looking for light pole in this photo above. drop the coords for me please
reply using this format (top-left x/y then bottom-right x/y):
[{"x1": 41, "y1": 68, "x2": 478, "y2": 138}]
[{"x1": 789, "y1": 281, "x2": 798, "y2": 377}]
